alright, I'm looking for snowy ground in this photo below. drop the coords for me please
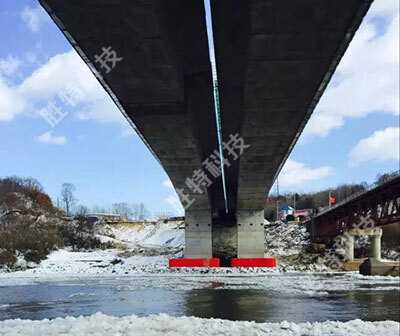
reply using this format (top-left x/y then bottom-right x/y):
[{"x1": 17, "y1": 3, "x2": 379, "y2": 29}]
[
  {"x1": 0, "y1": 221, "x2": 398, "y2": 277},
  {"x1": 0, "y1": 313, "x2": 398, "y2": 336},
  {"x1": 0, "y1": 220, "x2": 329, "y2": 275},
  {"x1": 0, "y1": 246, "x2": 326, "y2": 277},
  {"x1": 264, "y1": 221, "x2": 309, "y2": 256},
  {"x1": 107, "y1": 221, "x2": 184, "y2": 250}
]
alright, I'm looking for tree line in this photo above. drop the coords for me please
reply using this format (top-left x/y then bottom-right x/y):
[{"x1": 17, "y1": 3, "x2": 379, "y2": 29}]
[
  {"x1": 0, "y1": 176, "x2": 113, "y2": 267},
  {"x1": 59, "y1": 183, "x2": 150, "y2": 220}
]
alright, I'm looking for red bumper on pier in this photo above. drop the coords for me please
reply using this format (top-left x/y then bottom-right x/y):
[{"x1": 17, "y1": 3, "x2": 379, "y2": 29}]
[
  {"x1": 231, "y1": 258, "x2": 276, "y2": 267},
  {"x1": 169, "y1": 258, "x2": 220, "y2": 267}
]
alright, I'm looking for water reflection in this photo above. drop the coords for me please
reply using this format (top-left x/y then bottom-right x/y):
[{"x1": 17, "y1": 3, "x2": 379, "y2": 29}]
[
  {"x1": 339, "y1": 291, "x2": 400, "y2": 321},
  {"x1": 184, "y1": 289, "x2": 270, "y2": 322},
  {"x1": 183, "y1": 288, "x2": 400, "y2": 323}
]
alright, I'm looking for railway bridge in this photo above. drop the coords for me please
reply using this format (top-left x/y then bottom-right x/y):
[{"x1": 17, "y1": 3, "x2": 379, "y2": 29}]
[{"x1": 307, "y1": 171, "x2": 400, "y2": 263}]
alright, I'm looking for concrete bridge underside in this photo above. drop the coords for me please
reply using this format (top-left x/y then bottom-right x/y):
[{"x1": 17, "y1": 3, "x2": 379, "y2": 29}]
[{"x1": 41, "y1": 0, "x2": 372, "y2": 261}]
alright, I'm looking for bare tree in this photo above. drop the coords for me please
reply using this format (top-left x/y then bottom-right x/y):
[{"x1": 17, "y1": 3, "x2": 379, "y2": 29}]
[
  {"x1": 61, "y1": 183, "x2": 77, "y2": 217},
  {"x1": 131, "y1": 203, "x2": 139, "y2": 220},
  {"x1": 138, "y1": 203, "x2": 150, "y2": 220},
  {"x1": 75, "y1": 205, "x2": 90, "y2": 216},
  {"x1": 112, "y1": 202, "x2": 133, "y2": 220},
  {"x1": 376, "y1": 173, "x2": 394, "y2": 185},
  {"x1": 22, "y1": 177, "x2": 43, "y2": 192},
  {"x1": 90, "y1": 202, "x2": 149, "y2": 220},
  {"x1": 92, "y1": 205, "x2": 107, "y2": 214}
]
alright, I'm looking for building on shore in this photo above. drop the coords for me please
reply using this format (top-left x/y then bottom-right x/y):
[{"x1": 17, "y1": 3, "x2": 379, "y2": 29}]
[
  {"x1": 279, "y1": 206, "x2": 313, "y2": 222},
  {"x1": 86, "y1": 213, "x2": 124, "y2": 224}
]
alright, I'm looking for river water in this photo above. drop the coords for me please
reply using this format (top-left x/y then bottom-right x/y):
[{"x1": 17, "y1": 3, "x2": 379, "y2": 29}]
[{"x1": 0, "y1": 273, "x2": 399, "y2": 322}]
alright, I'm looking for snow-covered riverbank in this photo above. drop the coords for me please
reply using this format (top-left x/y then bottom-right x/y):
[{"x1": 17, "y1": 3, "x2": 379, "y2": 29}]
[
  {"x1": 0, "y1": 220, "x2": 331, "y2": 275},
  {"x1": 1, "y1": 221, "x2": 398, "y2": 335},
  {"x1": 0, "y1": 313, "x2": 398, "y2": 336},
  {"x1": 0, "y1": 221, "x2": 398, "y2": 277}
]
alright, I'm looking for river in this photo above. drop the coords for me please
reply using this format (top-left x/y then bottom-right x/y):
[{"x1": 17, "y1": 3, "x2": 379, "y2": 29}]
[{"x1": 0, "y1": 273, "x2": 398, "y2": 322}]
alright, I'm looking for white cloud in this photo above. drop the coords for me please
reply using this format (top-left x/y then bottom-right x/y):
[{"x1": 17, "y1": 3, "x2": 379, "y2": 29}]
[
  {"x1": 34, "y1": 131, "x2": 67, "y2": 145},
  {"x1": 0, "y1": 56, "x2": 21, "y2": 77},
  {"x1": 0, "y1": 49, "x2": 131, "y2": 134},
  {"x1": 0, "y1": 76, "x2": 25, "y2": 121},
  {"x1": 21, "y1": 6, "x2": 51, "y2": 33},
  {"x1": 121, "y1": 127, "x2": 136, "y2": 137},
  {"x1": 349, "y1": 127, "x2": 400, "y2": 166},
  {"x1": 278, "y1": 159, "x2": 333, "y2": 187},
  {"x1": 164, "y1": 194, "x2": 184, "y2": 216},
  {"x1": 18, "y1": 51, "x2": 97, "y2": 102},
  {"x1": 371, "y1": 0, "x2": 399, "y2": 17},
  {"x1": 163, "y1": 179, "x2": 174, "y2": 189},
  {"x1": 303, "y1": 1, "x2": 399, "y2": 137},
  {"x1": 162, "y1": 179, "x2": 183, "y2": 215}
]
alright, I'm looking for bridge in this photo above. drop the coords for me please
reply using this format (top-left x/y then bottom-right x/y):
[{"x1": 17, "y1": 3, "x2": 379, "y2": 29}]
[
  {"x1": 308, "y1": 171, "x2": 400, "y2": 239},
  {"x1": 40, "y1": 0, "x2": 373, "y2": 264},
  {"x1": 307, "y1": 171, "x2": 400, "y2": 263}
]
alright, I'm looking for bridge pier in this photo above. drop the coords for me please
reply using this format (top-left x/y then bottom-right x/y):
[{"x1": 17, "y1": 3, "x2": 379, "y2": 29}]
[
  {"x1": 236, "y1": 210, "x2": 265, "y2": 258},
  {"x1": 345, "y1": 234, "x2": 355, "y2": 262},
  {"x1": 184, "y1": 210, "x2": 212, "y2": 258},
  {"x1": 345, "y1": 228, "x2": 383, "y2": 262},
  {"x1": 184, "y1": 209, "x2": 266, "y2": 259},
  {"x1": 371, "y1": 231, "x2": 382, "y2": 260}
]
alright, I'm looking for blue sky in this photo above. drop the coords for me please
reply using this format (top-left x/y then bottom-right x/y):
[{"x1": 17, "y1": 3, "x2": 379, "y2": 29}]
[{"x1": 0, "y1": 0, "x2": 399, "y2": 217}]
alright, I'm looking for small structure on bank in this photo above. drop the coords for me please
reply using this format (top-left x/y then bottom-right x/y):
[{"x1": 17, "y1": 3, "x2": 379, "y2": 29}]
[
  {"x1": 86, "y1": 213, "x2": 124, "y2": 224},
  {"x1": 279, "y1": 206, "x2": 313, "y2": 222}
]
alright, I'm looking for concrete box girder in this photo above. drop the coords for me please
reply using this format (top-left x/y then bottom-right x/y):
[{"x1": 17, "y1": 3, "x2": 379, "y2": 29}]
[
  {"x1": 211, "y1": 0, "x2": 372, "y2": 211},
  {"x1": 40, "y1": 0, "x2": 221, "y2": 212}
]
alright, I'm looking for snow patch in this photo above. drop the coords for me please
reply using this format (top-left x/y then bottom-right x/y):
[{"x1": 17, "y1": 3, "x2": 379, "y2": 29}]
[
  {"x1": 110, "y1": 222, "x2": 184, "y2": 248},
  {"x1": 0, "y1": 313, "x2": 398, "y2": 336}
]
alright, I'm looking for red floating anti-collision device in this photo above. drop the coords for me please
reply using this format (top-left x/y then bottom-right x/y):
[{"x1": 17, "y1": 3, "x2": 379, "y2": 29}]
[
  {"x1": 231, "y1": 258, "x2": 276, "y2": 267},
  {"x1": 169, "y1": 258, "x2": 220, "y2": 267}
]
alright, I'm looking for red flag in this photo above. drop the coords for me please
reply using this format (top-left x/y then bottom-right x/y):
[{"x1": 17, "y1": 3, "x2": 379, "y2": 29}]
[{"x1": 330, "y1": 197, "x2": 336, "y2": 204}]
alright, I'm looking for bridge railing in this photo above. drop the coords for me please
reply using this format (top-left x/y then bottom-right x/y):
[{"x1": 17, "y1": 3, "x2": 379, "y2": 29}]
[{"x1": 315, "y1": 170, "x2": 400, "y2": 217}]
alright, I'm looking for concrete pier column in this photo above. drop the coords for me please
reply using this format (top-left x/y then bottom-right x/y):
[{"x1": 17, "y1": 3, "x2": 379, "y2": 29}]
[
  {"x1": 184, "y1": 210, "x2": 212, "y2": 258},
  {"x1": 345, "y1": 234, "x2": 354, "y2": 262},
  {"x1": 237, "y1": 210, "x2": 265, "y2": 258},
  {"x1": 371, "y1": 230, "x2": 382, "y2": 260}
]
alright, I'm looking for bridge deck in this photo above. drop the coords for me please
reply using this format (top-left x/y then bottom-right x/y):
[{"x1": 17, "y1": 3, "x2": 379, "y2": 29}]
[
  {"x1": 211, "y1": 0, "x2": 372, "y2": 211},
  {"x1": 41, "y1": 0, "x2": 373, "y2": 219}
]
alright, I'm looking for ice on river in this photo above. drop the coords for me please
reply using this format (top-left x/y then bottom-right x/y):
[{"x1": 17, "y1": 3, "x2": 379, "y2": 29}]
[{"x1": 0, "y1": 313, "x2": 398, "y2": 336}]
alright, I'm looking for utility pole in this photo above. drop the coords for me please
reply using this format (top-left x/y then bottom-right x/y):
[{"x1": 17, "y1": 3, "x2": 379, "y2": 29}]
[
  {"x1": 276, "y1": 178, "x2": 281, "y2": 221},
  {"x1": 293, "y1": 194, "x2": 296, "y2": 210},
  {"x1": 276, "y1": 177, "x2": 280, "y2": 196},
  {"x1": 276, "y1": 200, "x2": 281, "y2": 222},
  {"x1": 329, "y1": 190, "x2": 332, "y2": 209}
]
